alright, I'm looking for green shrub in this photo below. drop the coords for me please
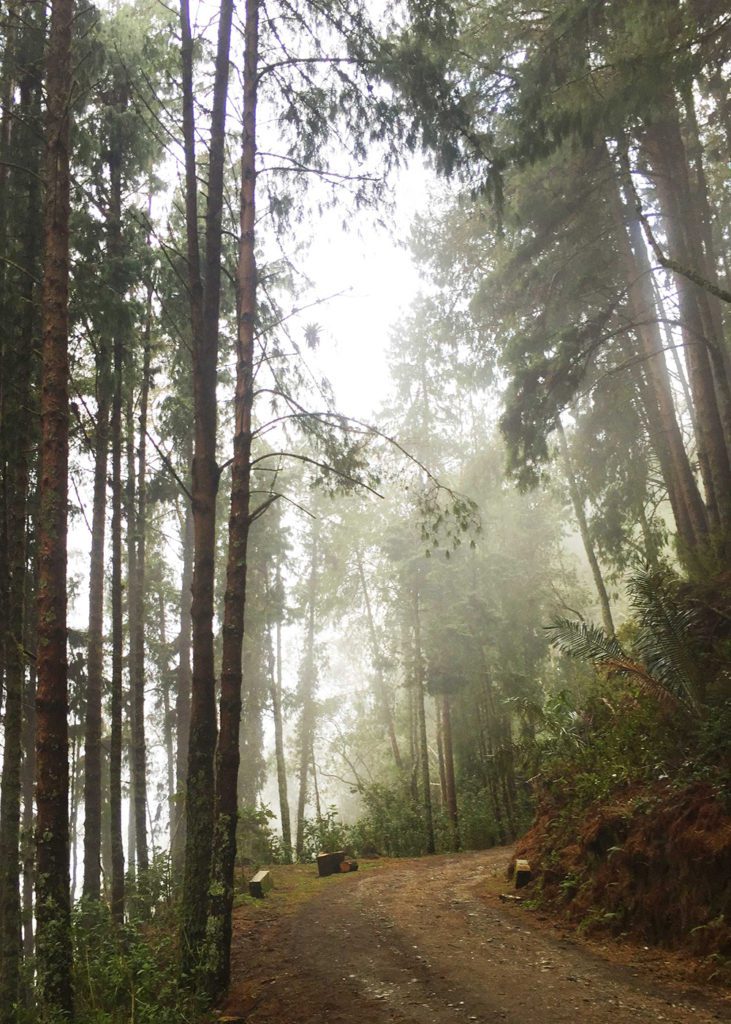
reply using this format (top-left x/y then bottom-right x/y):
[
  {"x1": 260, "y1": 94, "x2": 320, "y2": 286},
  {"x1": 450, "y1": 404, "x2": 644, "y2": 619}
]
[
  {"x1": 458, "y1": 782, "x2": 513, "y2": 849},
  {"x1": 348, "y1": 784, "x2": 430, "y2": 857},
  {"x1": 236, "y1": 803, "x2": 285, "y2": 865},
  {"x1": 299, "y1": 807, "x2": 354, "y2": 861}
]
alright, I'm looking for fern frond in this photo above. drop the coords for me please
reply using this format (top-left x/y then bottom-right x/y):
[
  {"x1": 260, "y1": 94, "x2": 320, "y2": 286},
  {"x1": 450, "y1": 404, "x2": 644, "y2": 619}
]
[
  {"x1": 545, "y1": 618, "x2": 623, "y2": 663},
  {"x1": 600, "y1": 657, "x2": 687, "y2": 712},
  {"x1": 547, "y1": 604, "x2": 698, "y2": 716},
  {"x1": 627, "y1": 567, "x2": 703, "y2": 713}
]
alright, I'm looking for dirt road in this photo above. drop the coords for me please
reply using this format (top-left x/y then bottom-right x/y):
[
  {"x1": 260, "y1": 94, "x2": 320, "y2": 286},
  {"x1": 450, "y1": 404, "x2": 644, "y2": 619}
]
[{"x1": 221, "y1": 849, "x2": 731, "y2": 1023}]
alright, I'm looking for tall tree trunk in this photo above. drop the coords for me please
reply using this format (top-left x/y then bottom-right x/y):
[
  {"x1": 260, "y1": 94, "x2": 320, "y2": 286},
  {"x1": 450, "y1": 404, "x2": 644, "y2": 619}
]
[
  {"x1": 69, "y1": 734, "x2": 79, "y2": 897},
  {"x1": 125, "y1": 377, "x2": 138, "y2": 883},
  {"x1": 82, "y1": 68, "x2": 126, "y2": 900},
  {"x1": 487, "y1": 681, "x2": 511, "y2": 832},
  {"x1": 296, "y1": 523, "x2": 319, "y2": 860},
  {"x1": 81, "y1": 320, "x2": 111, "y2": 903},
  {"x1": 405, "y1": 614, "x2": 419, "y2": 806},
  {"x1": 478, "y1": 683, "x2": 504, "y2": 838},
  {"x1": 21, "y1": 655, "x2": 35, "y2": 964},
  {"x1": 413, "y1": 590, "x2": 435, "y2": 855},
  {"x1": 110, "y1": 300, "x2": 125, "y2": 925},
  {"x1": 643, "y1": 107, "x2": 731, "y2": 538},
  {"x1": 0, "y1": 17, "x2": 11, "y2": 640},
  {"x1": 441, "y1": 693, "x2": 459, "y2": 849},
  {"x1": 206, "y1": 0, "x2": 257, "y2": 994},
  {"x1": 102, "y1": 87, "x2": 128, "y2": 922},
  {"x1": 269, "y1": 606, "x2": 292, "y2": 862},
  {"x1": 237, "y1": 618, "x2": 266, "y2": 809},
  {"x1": 638, "y1": 503, "x2": 662, "y2": 569},
  {"x1": 35, "y1": 0, "x2": 73, "y2": 1013},
  {"x1": 159, "y1": 590, "x2": 176, "y2": 855},
  {"x1": 555, "y1": 418, "x2": 615, "y2": 635},
  {"x1": 130, "y1": 296, "x2": 152, "y2": 881},
  {"x1": 435, "y1": 695, "x2": 447, "y2": 808},
  {"x1": 0, "y1": 363, "x2": 29, "y2": 1020},
  {"x1": 0, "y1": 32, "x2": 39, "y2": 1009},
  {"x1": 172, "y1": 495, "x2": 193, "y2": 877},
  {"x1": 628, "y1": 345, "x2": 695, "y2": 549},
  {"x1": 680, "y1": 86, "x2": 731, "y2": 449},
  {"x1": 311, "y1": 744, "x2": 322, "y2": 822},
  {"x1": 21, "y1": 529, "x2": 38, "y2": 971},
  {"x1": 0, "y1": 7, "x2": 16, "y2": 308},
  {"x1": 609, "y1": 148, "x2": 709, "y2": 553},
  {"x1": 356, "y1": 551, "x2": 403, "y2": 771},
  {"x1": 652, "y1": 279, "x2": 696, "y2": 433},
  {"x1": 127, "y1": 777, "x2": 136, "y2": 879},
  {"x1": 100, "y1": 737, "x2": 112, "y2": 893},
  {"x1": 179, "y1": 0, "x2": 234, "y2": 974}
]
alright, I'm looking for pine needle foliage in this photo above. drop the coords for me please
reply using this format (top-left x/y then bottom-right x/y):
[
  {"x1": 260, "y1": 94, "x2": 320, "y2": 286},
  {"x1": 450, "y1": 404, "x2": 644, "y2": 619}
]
[{"x1": 546, "y1": 568, "x2": 704, "y2": 716}]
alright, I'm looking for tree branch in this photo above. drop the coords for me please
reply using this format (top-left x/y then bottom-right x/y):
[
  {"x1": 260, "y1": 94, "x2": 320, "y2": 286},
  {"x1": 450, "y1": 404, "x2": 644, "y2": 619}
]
[
  {"x1": 248, "y1": 492, "x2": 281, "y2": 524},
  {"x1": 631, "y1": 183, "x2": 731, "y2": 305},
  {"x1": 250, "y1": 450, "x2": 384, "y2": 498},
  {"x1": 146, "y1": 430, "x2": 193, "y2": 502}
]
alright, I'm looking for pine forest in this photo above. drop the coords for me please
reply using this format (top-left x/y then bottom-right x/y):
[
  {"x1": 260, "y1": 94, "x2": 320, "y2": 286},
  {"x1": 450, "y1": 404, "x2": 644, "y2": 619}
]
[{"x1": 0, "y1": 1, "x2": 730, "y2": 1021}]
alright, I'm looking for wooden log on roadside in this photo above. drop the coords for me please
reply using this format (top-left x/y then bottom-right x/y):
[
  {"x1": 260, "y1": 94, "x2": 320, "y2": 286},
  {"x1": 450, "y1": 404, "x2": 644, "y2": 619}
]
[
  {"x1": 515, "y1": 859, "x2": 532, "y2": 889},
  {"x1": 317, "y1": 851, "x2": 345, "y2": 877},
  {"x1": 248, "y1": 869, "x2": 274, "y2": 898}
]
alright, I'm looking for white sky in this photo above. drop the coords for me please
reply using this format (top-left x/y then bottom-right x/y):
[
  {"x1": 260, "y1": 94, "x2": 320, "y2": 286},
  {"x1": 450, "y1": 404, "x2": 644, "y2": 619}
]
[{"x1": 302, "y1": 162, "x2": 431, "y2": 419}]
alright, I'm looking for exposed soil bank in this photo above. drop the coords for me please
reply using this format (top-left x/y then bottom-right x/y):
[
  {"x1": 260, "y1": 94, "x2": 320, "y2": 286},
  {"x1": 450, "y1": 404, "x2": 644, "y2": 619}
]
[{"x1": 515, "y1": 781, "x2": 731, "y2": 970}]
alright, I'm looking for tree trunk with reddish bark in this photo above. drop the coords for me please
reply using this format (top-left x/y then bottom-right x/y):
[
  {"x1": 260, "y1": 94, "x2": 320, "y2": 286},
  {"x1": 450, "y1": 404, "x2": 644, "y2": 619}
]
[
  {"x1": 643, "y1": 103, "x2": 731, "y2": 542},
  {"x1": 172, "y1": 493, "x2": 193, "y2": 877},
  {"x1": 206, "y1": 0, "x2": 258, "y2": 994},
  {"x1": 179, "y1": 0, "x2": 235, "y2": 978},
  {"x1": 609, "y1": 148, "x2": 710, "y2": 556}
]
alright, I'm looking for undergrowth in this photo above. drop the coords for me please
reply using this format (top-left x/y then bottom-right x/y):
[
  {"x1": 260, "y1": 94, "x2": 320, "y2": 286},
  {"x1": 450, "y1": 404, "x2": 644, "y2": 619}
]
[
  {"x1": 69, "y1": 901, "x2": 206, "y2": 1024},
  {"x1": 514, "y1": 679, "x2": 731, "y2": 971},
  {"x1": 19, "y1": 864, "x2": 207, "y2": 1024}
]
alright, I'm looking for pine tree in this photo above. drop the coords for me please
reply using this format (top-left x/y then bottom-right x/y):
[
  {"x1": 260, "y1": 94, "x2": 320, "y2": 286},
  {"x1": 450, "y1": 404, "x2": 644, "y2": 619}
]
[{"x1": 35, "y1": 0, "x2": 74, "y2": 1013}]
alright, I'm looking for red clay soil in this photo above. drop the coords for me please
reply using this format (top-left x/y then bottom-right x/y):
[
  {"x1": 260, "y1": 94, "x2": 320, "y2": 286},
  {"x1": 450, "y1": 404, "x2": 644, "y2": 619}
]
[
  {"x1": 515, "y1": 781, "x2": 731, "y2": 958},
  {"x1": 218, "y1": 848, "x2": 731, "y2": 1024}
]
